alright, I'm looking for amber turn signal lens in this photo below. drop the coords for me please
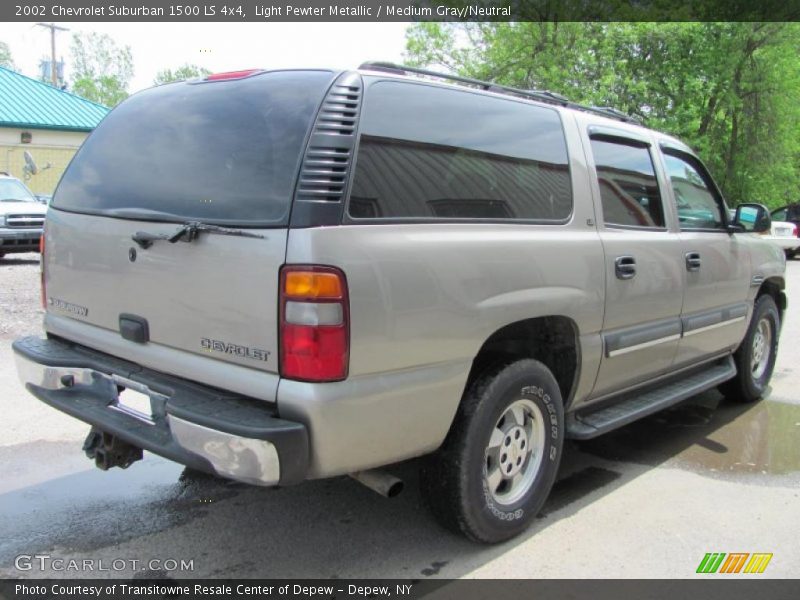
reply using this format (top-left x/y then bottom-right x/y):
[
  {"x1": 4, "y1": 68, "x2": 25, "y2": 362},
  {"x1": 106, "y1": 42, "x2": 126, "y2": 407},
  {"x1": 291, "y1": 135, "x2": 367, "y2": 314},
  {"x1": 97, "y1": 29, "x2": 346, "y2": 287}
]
[{"x1": 284, "y1": 271, "x2": 343, "y2": 299}]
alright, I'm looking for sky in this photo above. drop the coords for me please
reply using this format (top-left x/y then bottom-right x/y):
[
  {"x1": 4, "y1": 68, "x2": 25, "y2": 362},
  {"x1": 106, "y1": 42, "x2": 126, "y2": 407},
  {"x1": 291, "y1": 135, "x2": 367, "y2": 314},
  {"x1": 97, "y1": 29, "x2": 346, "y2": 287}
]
[{"x1": 2, "y1": 22, "x2": 410, "y2": 93}]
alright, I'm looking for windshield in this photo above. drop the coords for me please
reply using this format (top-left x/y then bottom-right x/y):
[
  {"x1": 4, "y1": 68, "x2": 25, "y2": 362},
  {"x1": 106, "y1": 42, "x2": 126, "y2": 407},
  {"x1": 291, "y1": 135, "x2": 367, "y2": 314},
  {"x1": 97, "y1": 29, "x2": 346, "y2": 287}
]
[
  {"x1": 0, "y1": 179, "x2": 37, "y2": 202},
  {"x1": 53, "y1": 70, "x2": 335, "y2": 226}
]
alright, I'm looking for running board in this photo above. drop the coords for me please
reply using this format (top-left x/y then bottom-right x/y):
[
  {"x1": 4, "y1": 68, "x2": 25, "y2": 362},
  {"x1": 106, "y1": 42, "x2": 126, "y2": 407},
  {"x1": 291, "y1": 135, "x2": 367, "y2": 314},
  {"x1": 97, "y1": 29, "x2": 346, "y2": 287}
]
[{"x1": 566, "y1": 356, "x2": 736, "y2": 440}]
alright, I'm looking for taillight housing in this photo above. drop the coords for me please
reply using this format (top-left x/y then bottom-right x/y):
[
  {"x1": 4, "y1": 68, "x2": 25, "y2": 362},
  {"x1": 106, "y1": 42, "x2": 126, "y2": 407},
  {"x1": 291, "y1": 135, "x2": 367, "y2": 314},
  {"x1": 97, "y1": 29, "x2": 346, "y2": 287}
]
[
  {"x1": 279, "y1": 265, "x2": 349, "y2": 382},
  {"x1": 39, "y1": 229, "x2": 46, "y2": 309}
]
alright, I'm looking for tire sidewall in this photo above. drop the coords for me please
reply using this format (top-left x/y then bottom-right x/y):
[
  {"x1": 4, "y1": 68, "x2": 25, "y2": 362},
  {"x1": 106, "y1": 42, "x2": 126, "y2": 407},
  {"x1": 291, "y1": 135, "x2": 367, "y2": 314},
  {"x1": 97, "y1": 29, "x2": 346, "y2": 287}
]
[
  {"x1": 741, "y1": 297, "x2": 780, "y2": 399},
  {"x1": 462, "y1": 361, "x2": 564, "y2": 541}
]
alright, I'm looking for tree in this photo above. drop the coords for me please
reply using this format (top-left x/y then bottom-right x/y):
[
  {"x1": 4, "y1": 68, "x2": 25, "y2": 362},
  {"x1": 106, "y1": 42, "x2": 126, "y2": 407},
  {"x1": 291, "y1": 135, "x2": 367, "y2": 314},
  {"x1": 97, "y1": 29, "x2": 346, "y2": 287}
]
[
  {"x1": 404, "y1": 23, "x2": 800, "y2": 207},
  {"x1": 0, "y1": 40, "x2": 15, "y2": 70},
  {"x1": 69, "y1": 32, "x2": 133, "y2": 107},
  {"x1": 153, "y1": 63, "x2": 210, "y2": 85}
]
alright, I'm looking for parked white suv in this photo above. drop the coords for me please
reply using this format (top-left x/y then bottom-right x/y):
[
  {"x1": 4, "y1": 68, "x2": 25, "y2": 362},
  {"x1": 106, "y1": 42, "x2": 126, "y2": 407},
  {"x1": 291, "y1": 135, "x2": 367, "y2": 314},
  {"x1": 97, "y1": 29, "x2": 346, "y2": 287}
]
[{"x1": 0, "y1": 173, "x2": 46, "y2": 258}]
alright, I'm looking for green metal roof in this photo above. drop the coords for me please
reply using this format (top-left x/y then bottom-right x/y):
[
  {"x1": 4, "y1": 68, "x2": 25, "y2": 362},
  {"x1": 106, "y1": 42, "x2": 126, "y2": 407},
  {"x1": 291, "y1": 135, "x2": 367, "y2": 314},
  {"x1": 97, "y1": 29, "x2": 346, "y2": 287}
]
[{"x1": 0, "y1": 66, "x2": 109, "y2": 132}]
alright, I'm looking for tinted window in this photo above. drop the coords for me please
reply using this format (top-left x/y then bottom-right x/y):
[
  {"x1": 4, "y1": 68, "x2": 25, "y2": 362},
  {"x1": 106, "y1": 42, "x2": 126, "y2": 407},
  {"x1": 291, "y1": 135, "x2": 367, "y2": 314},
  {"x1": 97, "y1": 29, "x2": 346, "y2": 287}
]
[
  {"x1": 348, "y1": 82, "x2": 572, "y2": 221},
  {"x1": 772, "y1": 208, "x2": 788, "y2": 221},
  {"x1": 663, "y1": 153, "x2": 724, "y2": 230},
  {"x1": 54, "y1": 70, "x2": 334, "y2": 226},
  {"x1": 590, "y1": 139, "x2": 664, "y2": 228}
]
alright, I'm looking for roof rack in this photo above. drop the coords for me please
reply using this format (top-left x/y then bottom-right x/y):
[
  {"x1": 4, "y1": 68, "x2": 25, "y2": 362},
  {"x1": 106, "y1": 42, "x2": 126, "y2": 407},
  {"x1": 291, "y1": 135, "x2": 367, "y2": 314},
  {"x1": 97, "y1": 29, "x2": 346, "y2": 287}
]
[{"x1": 358, "y1": 62, "x2": 642, "y2": 125}]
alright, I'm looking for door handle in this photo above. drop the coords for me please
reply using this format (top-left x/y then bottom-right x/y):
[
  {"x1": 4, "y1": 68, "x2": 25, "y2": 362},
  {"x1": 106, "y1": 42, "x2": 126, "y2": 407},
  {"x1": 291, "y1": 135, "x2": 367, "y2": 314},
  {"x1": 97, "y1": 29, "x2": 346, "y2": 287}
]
[
  {"x1": 685, "y1": 252, "x2": 702, "y2": 272},
  {"x1": 614, "y1": 255, "x2": 637, "y2": 280}
]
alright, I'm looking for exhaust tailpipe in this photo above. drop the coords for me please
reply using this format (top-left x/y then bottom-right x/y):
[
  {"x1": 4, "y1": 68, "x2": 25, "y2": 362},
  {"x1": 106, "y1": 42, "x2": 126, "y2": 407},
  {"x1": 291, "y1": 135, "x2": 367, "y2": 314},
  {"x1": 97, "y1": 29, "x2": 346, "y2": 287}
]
[{"x1": 350, "y1": 469, "x2": 404, "y2": 498}]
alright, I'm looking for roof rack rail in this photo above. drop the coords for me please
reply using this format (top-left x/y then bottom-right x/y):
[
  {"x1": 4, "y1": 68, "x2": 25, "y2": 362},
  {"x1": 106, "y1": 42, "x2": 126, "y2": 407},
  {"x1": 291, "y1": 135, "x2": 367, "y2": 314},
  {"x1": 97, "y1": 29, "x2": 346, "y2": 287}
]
[
  {"x1": 589, "y1": 106, "x2": 642, "y2": 123},
  {"x1": 358, "y1": 61, "x2": 642, "y2": 125}
]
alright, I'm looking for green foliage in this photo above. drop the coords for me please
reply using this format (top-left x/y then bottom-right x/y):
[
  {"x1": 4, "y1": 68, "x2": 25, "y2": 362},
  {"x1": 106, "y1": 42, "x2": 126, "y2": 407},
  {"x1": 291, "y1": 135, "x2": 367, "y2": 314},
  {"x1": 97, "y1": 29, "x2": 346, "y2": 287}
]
[
  {"x1": 153, "y1": 64, "x2": 211, "y2": 86},
  {"x1": 0, "y1": 40, "x2": 15, "y2": 70},
  {"x1": 404, "y1": 23, "x2": 800, "y2": 207},
  {"x1": 69, "y1": 32, "x2": 133, "y2": 107}
]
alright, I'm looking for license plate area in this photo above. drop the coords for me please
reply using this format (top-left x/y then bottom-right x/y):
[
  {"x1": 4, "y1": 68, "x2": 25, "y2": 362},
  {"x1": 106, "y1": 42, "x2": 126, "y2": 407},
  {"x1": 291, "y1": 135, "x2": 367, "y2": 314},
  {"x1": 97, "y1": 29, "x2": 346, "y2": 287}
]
[
  {"x1": 114, "y1": 388, "x2": 155, "y2": 424},
  {"x1": 108, "y1": 375, "x2": 169, "y2": 426}
]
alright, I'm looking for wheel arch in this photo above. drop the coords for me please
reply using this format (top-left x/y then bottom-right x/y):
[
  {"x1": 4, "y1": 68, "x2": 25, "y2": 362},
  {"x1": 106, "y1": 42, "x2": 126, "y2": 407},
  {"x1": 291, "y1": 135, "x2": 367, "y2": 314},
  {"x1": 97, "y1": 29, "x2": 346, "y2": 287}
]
[
  {"x1": 463, "y1": 315, "x2": 581, "y2": 410},
  {"x1": 758, "y1": 276, "x2": 786, "y2": 324}
]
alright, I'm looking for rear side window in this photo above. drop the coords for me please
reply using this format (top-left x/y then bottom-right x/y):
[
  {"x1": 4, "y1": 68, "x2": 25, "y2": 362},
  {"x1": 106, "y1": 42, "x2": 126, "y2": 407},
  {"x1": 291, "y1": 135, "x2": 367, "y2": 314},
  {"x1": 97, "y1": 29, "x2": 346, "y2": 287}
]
[
  {"x1": 772, "y1": 208, "x2": 787, "y2": 221},
  {"x1": 590, "y1": 138, "x2": 665, "y2": 229},
  {"x1": 348, "y1": 81, "x2": 572, "y2": 221},
  {"x1": 54, "y1": 70, "x2": 334, "y2": 226}
]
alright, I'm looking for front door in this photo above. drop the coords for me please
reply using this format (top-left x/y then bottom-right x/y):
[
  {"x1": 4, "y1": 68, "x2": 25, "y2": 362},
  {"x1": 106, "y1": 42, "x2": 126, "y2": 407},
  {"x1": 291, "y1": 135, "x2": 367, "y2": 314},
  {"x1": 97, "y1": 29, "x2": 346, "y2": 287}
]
[{"x1": 660, "y1": 149, "x2": 750, "y2": 366}]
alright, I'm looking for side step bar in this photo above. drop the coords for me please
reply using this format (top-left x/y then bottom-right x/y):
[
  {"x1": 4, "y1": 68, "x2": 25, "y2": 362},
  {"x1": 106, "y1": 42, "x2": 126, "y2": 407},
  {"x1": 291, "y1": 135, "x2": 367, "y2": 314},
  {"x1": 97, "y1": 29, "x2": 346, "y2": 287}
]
[{"x1": 566, "y1": 356, "x2": 736, "y2": 440}]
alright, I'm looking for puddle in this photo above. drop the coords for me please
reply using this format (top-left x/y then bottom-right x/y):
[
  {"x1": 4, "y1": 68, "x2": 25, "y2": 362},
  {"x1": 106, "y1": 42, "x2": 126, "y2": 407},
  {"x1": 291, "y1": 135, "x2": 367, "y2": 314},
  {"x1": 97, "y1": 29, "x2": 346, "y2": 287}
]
[
  {"x1": 0, "y1": 449, "x2": 241, "y2": 561},
  {"x1": 578, "y1": 393, "x2": 800, "y2": 478}
]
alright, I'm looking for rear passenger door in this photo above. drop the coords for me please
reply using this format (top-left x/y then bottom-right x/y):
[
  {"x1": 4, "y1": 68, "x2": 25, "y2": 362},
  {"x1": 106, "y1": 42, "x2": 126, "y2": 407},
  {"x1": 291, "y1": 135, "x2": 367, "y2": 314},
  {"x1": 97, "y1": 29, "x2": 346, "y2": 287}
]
[
  {"x1": 659, "y1": 147, "x2": 750, "y2": 366},
  {"x1": 584, "y1": 128, "x2": 685, "y2": 398}
]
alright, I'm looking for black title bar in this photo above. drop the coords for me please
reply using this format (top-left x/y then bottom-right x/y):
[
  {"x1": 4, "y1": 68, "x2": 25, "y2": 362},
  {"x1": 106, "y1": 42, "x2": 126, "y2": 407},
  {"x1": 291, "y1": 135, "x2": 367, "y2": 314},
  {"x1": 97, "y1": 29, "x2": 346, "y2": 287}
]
[{"x1": 4, "y1": 0, "x2": 800, "y2": 22}]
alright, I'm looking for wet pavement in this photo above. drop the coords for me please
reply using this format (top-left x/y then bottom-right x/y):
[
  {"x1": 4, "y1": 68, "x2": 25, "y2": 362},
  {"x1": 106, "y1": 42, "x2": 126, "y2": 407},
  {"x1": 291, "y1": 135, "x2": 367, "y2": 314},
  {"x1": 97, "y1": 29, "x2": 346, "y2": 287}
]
[{"x1": 0, "y1": 257, "x2": 798, "y2": 579}]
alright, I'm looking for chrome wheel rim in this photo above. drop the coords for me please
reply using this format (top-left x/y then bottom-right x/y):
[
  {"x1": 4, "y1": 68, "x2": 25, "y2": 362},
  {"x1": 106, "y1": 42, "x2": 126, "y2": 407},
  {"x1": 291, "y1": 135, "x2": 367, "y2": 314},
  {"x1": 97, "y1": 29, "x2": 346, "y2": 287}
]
[
  {"x1": 751, "y1": 317, "x2": 772, "y2": 380},
  {"x1": 484, "y1": 399, "x2": 546, "y2": 506}
]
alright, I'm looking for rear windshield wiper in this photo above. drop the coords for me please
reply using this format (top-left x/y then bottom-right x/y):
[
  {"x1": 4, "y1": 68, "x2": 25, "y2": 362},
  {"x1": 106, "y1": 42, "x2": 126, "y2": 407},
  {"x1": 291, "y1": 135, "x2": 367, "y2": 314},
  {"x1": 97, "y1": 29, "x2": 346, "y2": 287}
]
[{"x1": 132, "y1": 221, "x2": 265, "y2": 249}]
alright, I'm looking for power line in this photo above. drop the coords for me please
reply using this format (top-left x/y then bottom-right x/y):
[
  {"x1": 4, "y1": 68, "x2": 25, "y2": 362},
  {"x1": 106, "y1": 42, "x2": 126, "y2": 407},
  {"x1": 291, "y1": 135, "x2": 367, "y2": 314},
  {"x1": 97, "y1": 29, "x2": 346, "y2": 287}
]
[{"x1": 35, "y1": 22, "x2": 69, "y2": 87}]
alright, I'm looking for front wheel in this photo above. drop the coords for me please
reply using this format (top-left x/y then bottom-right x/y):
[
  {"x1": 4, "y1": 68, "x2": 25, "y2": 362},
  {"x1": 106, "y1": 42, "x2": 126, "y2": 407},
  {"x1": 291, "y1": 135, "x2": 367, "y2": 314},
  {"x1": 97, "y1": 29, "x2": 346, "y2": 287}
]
[
  {"x1": 719, "y1": 294, "x2": 780, "y2": 403},
  {"x1": 421, "y1": 359, "x2": 564, "y2": 543}
]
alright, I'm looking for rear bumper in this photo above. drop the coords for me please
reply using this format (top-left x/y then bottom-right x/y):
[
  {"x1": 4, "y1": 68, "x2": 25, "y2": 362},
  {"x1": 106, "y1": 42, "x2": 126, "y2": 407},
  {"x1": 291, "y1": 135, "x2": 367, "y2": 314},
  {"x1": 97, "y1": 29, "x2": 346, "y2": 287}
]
[{"x1": 13, "y1": 336, "x2": 308, "y2": 486}]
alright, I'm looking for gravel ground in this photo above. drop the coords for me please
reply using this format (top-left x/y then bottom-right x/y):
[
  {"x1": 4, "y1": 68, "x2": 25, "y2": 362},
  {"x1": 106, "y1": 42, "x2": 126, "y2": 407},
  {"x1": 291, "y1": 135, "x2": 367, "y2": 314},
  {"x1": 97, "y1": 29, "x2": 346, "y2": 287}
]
[{"x1": 0, "y1": 253, "x2": 44, "y2": 340}]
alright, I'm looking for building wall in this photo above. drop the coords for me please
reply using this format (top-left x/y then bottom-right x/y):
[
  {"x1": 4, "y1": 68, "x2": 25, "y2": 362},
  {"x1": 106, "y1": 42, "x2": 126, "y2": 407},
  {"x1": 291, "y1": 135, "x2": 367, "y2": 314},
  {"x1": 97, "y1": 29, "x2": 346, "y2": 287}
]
[{"x1": 0, "y1": 127, "x2": 90, "y2": 195}]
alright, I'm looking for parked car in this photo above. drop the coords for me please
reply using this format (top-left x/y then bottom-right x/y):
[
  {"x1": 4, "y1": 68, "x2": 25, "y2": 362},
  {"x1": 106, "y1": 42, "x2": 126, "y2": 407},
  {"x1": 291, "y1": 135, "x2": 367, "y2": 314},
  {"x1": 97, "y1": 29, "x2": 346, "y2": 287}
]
[
  {"x1": 0, "y1": 172, "x2": 46, "y2": 258},
  {"x1": 733, "y1": 206, "x2": 800, "y2": 258},
  {"x1": 764, "y1": 220, "x2": 800, "y2": 258},
  {"x1": 770, "y1": 204, "x2": 800, "y2": 259},
  {"x1": 13, "y1": 63, "x2": 787, "y2": 543}
]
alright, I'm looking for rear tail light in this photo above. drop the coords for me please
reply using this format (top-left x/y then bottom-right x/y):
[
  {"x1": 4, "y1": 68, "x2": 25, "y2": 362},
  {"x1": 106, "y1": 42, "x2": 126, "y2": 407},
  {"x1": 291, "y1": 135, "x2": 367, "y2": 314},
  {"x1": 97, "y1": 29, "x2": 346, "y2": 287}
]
[
  {"x1": 280, "y1": 266, "x2": 349, "y2": 382},
  {"x1": 793, "y1": 224, "x2": 799, "y2": 238},
  {"x1": 39, "y1": 230, "x2": 46, "y2": 309}
]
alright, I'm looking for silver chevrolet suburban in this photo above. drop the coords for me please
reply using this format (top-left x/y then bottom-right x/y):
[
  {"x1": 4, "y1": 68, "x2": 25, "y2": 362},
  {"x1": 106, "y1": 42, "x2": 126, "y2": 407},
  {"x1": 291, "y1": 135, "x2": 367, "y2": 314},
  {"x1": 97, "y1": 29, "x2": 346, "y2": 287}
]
[{"x1": 14, "y1": 63, "x2": 786, "y2": 543}]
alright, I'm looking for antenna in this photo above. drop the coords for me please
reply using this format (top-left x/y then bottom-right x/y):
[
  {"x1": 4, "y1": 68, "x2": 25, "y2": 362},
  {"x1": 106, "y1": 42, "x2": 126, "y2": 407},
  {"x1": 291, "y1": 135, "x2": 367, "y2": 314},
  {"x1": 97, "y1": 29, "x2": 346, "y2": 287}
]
[{"x1": 36, "y1": 22, "x2": 69, "y2": 87}]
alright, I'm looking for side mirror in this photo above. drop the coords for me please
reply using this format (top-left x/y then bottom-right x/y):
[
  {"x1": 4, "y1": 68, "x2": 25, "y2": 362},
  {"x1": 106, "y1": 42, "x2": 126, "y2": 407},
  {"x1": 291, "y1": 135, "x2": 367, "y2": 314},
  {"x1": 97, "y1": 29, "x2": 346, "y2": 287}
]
[{"x1": 733, "y1": 203, "x2": 771, "y2": 233}]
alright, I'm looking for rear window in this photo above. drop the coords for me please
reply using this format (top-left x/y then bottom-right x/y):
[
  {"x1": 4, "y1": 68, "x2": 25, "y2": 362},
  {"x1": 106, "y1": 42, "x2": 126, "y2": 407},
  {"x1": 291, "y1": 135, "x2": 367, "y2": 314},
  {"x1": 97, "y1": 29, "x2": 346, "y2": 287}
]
[
  {"x1": 347, "y1": 81, "x2": 572, "y2": 222},
  {"x1": 54, "y1": 70, "x2": 334, "y2": 226}
]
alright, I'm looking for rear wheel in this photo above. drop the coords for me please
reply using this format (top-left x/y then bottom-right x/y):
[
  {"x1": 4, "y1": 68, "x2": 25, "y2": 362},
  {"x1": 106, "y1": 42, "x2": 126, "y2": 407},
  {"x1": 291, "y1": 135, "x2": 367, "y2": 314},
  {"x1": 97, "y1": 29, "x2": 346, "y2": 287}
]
[
  {"x1": 719, "y1": 295, "x2": 780, "y2": 403},
  {"x1": 421, "y1": 359, "x2": 564, "y2": 543}
]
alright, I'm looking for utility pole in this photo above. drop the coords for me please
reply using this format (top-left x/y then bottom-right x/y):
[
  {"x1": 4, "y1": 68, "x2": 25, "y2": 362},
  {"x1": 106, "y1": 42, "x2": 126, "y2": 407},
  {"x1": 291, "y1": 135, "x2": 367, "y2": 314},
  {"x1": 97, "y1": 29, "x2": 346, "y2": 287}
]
[{"x1": 36, "y1": 22, "x2": 69, "y2": 86}]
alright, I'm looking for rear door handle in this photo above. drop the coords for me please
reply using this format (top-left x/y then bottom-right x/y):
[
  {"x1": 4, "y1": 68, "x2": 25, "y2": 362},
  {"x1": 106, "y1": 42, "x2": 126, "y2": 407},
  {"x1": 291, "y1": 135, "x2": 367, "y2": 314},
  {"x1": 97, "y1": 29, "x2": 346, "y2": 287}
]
[
  {"x1": 614, "y1": 255, "x2": 637, "y2": 280},
  {"x1": 686, "y1": 252, "x2": 702, "y2": 272}
]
